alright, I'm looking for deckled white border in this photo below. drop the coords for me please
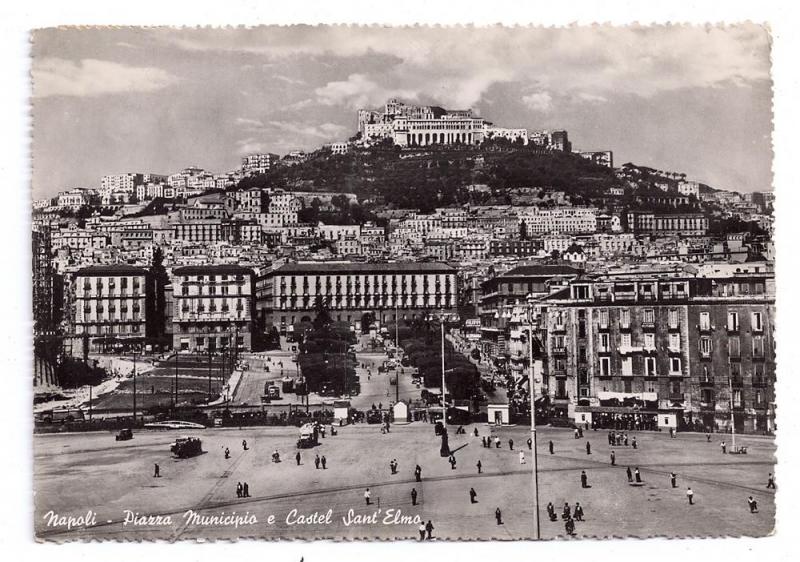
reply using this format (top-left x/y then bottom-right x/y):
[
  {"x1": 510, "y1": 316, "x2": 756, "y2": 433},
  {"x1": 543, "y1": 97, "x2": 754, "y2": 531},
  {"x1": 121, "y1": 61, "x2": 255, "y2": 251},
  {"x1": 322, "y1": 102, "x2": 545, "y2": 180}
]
[{"x1": 1, "y1": 1, "x2": 799, "y2": 561}]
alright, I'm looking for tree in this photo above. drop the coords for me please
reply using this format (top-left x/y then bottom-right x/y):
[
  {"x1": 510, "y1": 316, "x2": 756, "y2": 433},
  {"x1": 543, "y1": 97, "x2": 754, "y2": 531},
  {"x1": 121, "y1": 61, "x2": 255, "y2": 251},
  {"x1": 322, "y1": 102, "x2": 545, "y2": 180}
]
[
  {"x1": 312, "y1": 296, "x2": 333, "y2": 330},
  {"x1": 519, "y1": 220, "x2": 528, "y2": 240},
  {"x1": 149, "y1": 248, "x2": 170, "y2": 345}
]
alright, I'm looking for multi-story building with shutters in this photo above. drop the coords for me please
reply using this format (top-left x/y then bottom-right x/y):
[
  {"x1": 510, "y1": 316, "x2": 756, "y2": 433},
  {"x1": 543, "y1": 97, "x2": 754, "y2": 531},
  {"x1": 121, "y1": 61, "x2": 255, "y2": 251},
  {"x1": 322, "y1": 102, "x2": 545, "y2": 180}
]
[
  {"x1": 534, "y1": 263, "x2": 775, "y2": 434},
  {"x1": 171, "y1": 265, "x2": 255, "y2": 352},
  {"x1": 256, "y1": 262, "x2": 458, "y2": 332}
]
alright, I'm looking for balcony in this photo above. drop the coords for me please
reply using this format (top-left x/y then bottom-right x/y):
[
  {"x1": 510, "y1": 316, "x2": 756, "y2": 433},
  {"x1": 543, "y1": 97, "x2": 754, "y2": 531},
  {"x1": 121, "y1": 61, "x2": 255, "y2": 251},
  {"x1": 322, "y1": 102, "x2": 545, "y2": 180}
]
[
  {"x1": 552, "y1": 369, "x2": 567, "y2": 378},
  {"x1": 669, "y1": 393, "x2": 685, "y2": 402},
  {"x1": 551, "y1": 346, "x2": 567, "y2": 356},
  {"x1": 698, "y1": 323, "x2": 713, "y2": 333},
  {"x1": 667, "y1": 323, "x2": 680, "y2": 332},
  {"x1": 752, "y1": 378, "x2": 768, "y2": 388},
  {"x1": 641, "y1": 321, "x2": 656, "y2": 331},
  {"x1": 726, "y1": 324, "x2": 739, "y2": 334},
  {"x1": 619, "y1": 322, "x2": 631, "y2": 332},
  {"x1": 699, "y1": 379, "x2": 714, "y2": 387},
  {"x1": 731, "y1": 377, "x2": 744, "y2": 387},
  {"x1": 699, "y1": 401, "x2": 715, "y2": 410},
  {"x1": 554, "y1": 393, "x2": 570, "y2": 403},
  {"x1": 552, "y1": 323, "x2": 566, "y2": 333}
]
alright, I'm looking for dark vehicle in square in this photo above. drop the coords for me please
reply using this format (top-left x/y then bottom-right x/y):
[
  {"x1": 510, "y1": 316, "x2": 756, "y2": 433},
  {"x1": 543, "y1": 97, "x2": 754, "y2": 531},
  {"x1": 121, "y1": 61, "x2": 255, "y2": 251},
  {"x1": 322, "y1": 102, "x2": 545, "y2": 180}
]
[
  {"x1": 281, "y1": 377, "x2": 295, "y2": 393},
  {"x1": 366, "y1": 410, "x2": 383, "y2": 424},
  {"x1": 170, "y1": 436, "x2": 203, "y2": 458},
  {"x1": 115, "y1": 428, "x2": 133, "y2": 441},
  {"x1": 297, "y1": 423, "x2": 319, "y2": 448},
  {"x1": 319, "y1": 383, "x2": 338, "y2": 397},
  {"x1": 264, "y1": 384, "x2": 281, "y2": 400}
]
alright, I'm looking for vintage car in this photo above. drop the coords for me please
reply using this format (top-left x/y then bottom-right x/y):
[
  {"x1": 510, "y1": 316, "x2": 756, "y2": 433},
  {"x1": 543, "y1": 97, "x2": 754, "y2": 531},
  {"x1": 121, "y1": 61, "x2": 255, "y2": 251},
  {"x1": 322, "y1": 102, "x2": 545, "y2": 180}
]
[
  {"x1": 115, "y1": 428, "x2": 133, "y2": 441},
  {"x1": 170, "y1": 436, "x2": 203, "y2": 458},
  {"x1": 296, "y1": 423, "x2": 319, "y2": 449}
]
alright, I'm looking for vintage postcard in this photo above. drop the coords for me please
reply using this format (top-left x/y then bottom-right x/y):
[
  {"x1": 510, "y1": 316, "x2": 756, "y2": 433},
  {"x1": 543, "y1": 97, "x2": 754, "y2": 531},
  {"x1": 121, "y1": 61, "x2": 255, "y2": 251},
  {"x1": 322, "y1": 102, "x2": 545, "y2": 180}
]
[{"x1": 30, "y1": 24, "x2": 775, "y2": 541}]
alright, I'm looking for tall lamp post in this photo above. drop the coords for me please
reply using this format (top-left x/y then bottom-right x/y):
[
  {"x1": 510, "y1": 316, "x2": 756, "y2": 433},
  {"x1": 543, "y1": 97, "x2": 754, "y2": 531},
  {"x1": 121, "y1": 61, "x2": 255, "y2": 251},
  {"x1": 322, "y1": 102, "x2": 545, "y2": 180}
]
[
  {"x1": 441, "y1": 311, "x2": 447, "y2": 429},
  {"x1": 528, "y1": 301, "x2": 541, "y2": 540},
  {"x1": 173, "y1": 348, "x2": 179, "y2": 409},
  {"x1": 132, "y1": 347, "x2": 138, "y2": 424}
]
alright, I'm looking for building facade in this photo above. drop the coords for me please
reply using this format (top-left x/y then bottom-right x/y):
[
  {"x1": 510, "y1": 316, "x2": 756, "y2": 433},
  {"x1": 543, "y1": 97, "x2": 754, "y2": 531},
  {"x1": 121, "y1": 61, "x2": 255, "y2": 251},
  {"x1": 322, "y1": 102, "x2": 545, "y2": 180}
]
[
  {"x1": 171, "y1": 265, "x2": 255, "y2": 352},
  {"x1": 257, "y1": 262, "x2": 458, "y2": 331}
]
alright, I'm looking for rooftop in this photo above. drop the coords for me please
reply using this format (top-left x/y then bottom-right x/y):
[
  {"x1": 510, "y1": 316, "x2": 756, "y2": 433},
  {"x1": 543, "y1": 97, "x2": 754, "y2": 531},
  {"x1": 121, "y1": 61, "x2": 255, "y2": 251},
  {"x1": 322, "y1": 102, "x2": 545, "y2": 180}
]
[
  {"x1": 172, "y1": 265, "x2": 255, "y2": 275},
  {"x1": 270, "y1": 261, "x2": 456, "y2": 275},
  {"x1": 75, "y1": 265, "x2": 149, "y2": 277}
]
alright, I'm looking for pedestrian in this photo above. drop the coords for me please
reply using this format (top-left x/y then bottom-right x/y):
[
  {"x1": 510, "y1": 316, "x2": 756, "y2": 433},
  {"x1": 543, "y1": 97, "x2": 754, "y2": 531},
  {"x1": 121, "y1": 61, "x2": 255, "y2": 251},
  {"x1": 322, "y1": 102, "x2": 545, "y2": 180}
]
[
  {"x1": 224, "y1": 447, "x2": 230, "y2": 459},
  {"x1": 236, "y1": 482, "x2": 243, "y2": 498},
  {"x1": 580, "y1": 470, "x2": 589, "y2": 489},
  {"x1": 635, "y1": 467, "x2": 642, "y2": 483},
  {"x1": 767, "y1": 473, "x2": 776, "y2": 489},
  {"x1": 565, "y1": 516, "x2": 575, "y2": 536},
  {"x1": 624, "y1": 433, "x2": 629, "y2": 447},
  {"x1": 721, "y1": 441, "x2": 727, "y2": 454},
  {"x1": 365, "y1": 488, "x2": 371, "y2": 505},
  {"x1": 748, "y1": 496, "x2": 759, "y2": 513},
  {"x1": 547, "y1": 502, "x2": 556, "y2": 521},
  {"x1": 153, "y1": 463, "x2": 160, "y2": 478},
  {"x1": 449, "y1": 455, "x2": 457, "y2": 470},
  {"x1": 469, "y1": 487, "x2": 477, "y2": 504},
  {"x1": 519, "y1": 451, "x2": 526, "y2": 465},
  {"x1": 495, "y1": 436, "x2": 501, "y2": 448},
  {"x1": 610, "y1": 450, "x2": 616, "y2": 466},
  {"x1": 482, "y1": 436, "x2": 487, "y2": 448},
  {"x1": 415, "y1": 464, "x2": 422, "y2": 482},
  {"x1": 418, "y1": 523, "x2": 426, "y2": 541},
  {"x1": 390, "y1": 460, "x2": 395, "y2": 474},
  {"x1": 562, "y1": 502, "x2": 571, "y2": 520},
  {"x1": 425, "y1": 520, "x2": 434, "y2": 540},
  {"x1": 574, "y1": 428, "x2": 580, "y2": 439},
  {"x1": 474, "y1": 427, "x2": 479, "y2": 437},
  {"x1": 670, "y1": 472, "x2": 677, "y2": 488},
  {"x1": 706, "y1": 433, "x2": 712, "y2": 443},
  {"x1": 495, "y1": 508, "x2": 503, "y2": 525},
  {"x1": 632, "y1": 436, "x2": 638, "y2": 449},
  {"x1": 586, "y1": 441, "x2": 591, "y2": 455},
  {"x1": 509, "y1": 439, "x2": 514, "y2": 451},
  {"x1": 477, "y1": 460, "x2": 482, "y2": 474},
  {"x1": 315, "y1": 454, "x2": 320, "y2": 469},
  {"x1": 549, "y1": 440, "x2": 554, "y2": 455},
  {"x1": 296, "y1": 452, "x2": 301, "y2": 466},
  {"x1": 411, "y1": 488, "x2": 418, "y2": 506},
  {"x1": 574, "y1": 502, "x2": 584, "y2": 521},
  {"x1": 243, "y1": 482, "x2": 249, "y2": 498},
  {"x1": 626, "y1": 466, "x2": 633, "y2": 483},
  {"x1": 321, "y1": 455, "x2": 327, "y2": 469},
  {"x1": 242, "y1": 439, "x2": 248, "y2": 451},
  {"x1": 686, "y1": 487, "x2": 694, "y2": 505}
]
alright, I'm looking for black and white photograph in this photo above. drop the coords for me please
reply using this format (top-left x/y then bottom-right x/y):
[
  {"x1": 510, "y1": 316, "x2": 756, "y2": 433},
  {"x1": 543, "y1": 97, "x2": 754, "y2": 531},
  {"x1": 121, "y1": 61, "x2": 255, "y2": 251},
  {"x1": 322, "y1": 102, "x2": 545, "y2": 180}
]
[{"x1": 23, "y1": 20, "x2": 784, "y2": 544}]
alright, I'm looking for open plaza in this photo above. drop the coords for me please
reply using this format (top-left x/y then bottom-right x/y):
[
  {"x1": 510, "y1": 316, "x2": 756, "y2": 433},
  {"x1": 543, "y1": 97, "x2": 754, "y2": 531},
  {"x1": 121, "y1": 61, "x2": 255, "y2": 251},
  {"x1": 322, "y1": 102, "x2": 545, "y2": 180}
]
[{"x1": 34, "y1": 422, "x2": 775, "y2": 541}]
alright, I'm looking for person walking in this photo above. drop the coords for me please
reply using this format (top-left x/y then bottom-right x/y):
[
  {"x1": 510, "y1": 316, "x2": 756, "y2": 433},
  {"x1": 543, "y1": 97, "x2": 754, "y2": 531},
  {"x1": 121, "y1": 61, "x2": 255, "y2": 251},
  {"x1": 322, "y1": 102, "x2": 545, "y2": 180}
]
[
  {"x1": 527, "y1": 437, "x2": 532, "y2": 450},
  {"x1": 562, "y1": 502, "x2": 571, "y2": 520},
  {"x1": 495, "y1": 436, "x2": 501, "y2": 449},
  {"x1": 236, "y1": 482, "x2": 243, "y2": 498},
  {"x1": 411, "y1": 488, "x2": 418, "y2": 506},
  {"x1": 632, "y1": 436, "x2": 638, "y2": 449},
  {"x1": 574, "y1": 502, "x2": 584, "y2": 522},
  {"x1": 495, "y1": 508, "x2": 503, "y2": 525},
  {"x1": 748, "y1": 496, "x2": 759, "y2": 513},
  {"x1": 767, "y1": 473, "x2": 776, "y2": 489},
  {"x1": 549, "y1": 440, "x2": 554, "y2": 455},
  {"x1": 686, "y1": 487, "x2": 694, "y2": 505},
  {"x1": 508, "y1": 439, "x2": 514, "y2": 451},
  {"x1": 635, "y1": 467, "x2": 642, "y2": 483},
  {"x1": 243, "y1": 482, "x2": 250, "y2": 498},
  {"x1": 295, "y1": 452, "x2": 301, "y2": 466},
  {"x1": 547, "y1": 502, "x2": 556, "y2": 521},
  {"x1": 242, "y1": 439, "x2": 248, "y2": 451},
  {"x1": 153, "y1": 463, "x2": 160, "y2": 478},
  {"x1": 364, "y1": 488, "x2": 372, "y2": 506},
  {"x1": 415, "y1": 465, "x2": 422, "y2": 482},
  {"x1": 315, "y1": 454, "x2": 320, "y2": 469},
  {"x1": 610, "y1": 450, "x2": 616, "y2": 466},
  {"x1": 519, "y1": 451, "x2": 526, "y2": 465},
  {"x1": 469, "y1": 487, "x2": 478, "y2": 504},
  {"x1": 449, "y1": 455, "x2": 457, "y2": 470},
  {"x1": 321, "y1": 455, "x2": 327, "y2": 469},
  {"x1": 670, "y1": 472, "x2": 677, "y2": 488},
  {"x1": 565, "y1": 516, "x2": 575, "y2": 536},
  {"x1": 580, "y1": 470, "x2": 589, "y2": 489},
  {"x1": 721, "y1": 441, "x2": 727, "y2": 454},
  {"x1": 425, "y1": 520, "x2": 434, "y2": 540},
  {"x1": 586, "y1": 441, "x2": 591, "y2": 455},
  {"x1": 574, "y1": 428, "x2": 580, "y2": 439},
  {"x1": 626, "y1": 466, "x2": 633, "y2": 483},
  {"x1": 477, "y1": 460, "x2": 482, "y2": 474},
  {"x1": 482, "y1": 436, "x2": 487, "y2": 448},
  {"x1": 418, "y1": 523, "x2": 426, "y2": 541}
]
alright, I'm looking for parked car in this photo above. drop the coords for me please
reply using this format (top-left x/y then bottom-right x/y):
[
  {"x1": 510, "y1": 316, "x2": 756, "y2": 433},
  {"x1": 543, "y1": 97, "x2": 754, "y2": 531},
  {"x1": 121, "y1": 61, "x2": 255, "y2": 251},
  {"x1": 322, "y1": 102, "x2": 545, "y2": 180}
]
[{"x1": 115, "y1": 429, "x2": 133, "y2": 441}]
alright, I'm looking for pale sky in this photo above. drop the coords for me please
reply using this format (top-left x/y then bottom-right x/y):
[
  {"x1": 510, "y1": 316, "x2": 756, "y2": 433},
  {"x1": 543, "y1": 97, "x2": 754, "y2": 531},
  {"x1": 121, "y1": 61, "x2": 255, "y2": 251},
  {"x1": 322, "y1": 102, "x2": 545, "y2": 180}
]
[{"x1": 30, "y1": 25, "x2": 773, "y2": 199}]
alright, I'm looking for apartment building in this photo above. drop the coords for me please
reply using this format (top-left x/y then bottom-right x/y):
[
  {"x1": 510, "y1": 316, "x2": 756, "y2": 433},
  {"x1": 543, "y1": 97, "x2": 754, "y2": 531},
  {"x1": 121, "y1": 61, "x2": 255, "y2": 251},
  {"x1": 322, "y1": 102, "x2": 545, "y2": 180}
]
[
  {"x1": 535, "y1": 266, "x2": 775, "y2": 433},
  {"x1": 171, "y1": 265, "x2": 256, "y2": 352}
]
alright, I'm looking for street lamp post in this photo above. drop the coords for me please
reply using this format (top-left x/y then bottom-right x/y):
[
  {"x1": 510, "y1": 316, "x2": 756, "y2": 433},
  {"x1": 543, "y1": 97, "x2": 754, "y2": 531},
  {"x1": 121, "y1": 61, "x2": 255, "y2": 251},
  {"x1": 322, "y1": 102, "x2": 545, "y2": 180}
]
[
  {"x1": 132, "y1": 348, "x2": 138, "y2": 424},
  {"x1": 207, "y1": 348, "x2": 213, "y2": 403},
  {"x1": 440, "y1": 311, "x2": 447, "y2": 430},
  {"x1": 173, "y1": 348, "x2": 179, "y2": 408},
  {"x1": 528, "y1": 302, "x2": 541, "y2": 540}
]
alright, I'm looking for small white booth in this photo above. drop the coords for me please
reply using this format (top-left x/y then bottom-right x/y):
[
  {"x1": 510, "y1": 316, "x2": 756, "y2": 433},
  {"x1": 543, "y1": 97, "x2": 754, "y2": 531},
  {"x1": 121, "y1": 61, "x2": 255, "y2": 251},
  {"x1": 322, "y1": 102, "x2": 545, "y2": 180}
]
[
  {"x1": 487, "y1": 403, "x2": 510, "y2": 425},
  {"x1": 333, "y1": 400, "x2": 351, "y2": 424},
  {"x1": 392, "y1": 401, "x2": 410, "y2": 423}
]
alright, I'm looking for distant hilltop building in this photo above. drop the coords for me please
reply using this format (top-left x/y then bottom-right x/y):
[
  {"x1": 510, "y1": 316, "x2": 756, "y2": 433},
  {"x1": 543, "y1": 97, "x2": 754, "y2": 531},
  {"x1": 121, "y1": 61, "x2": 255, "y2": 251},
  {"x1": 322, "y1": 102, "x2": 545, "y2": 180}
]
[
  {"x1": 358, "y1": 98, "x2": 556, "y2": 149},
  {"x1": 578, "y1": 150, "x2": 613, "y2": 168},
  {"x1": 241, "y1": 153, "x2": 279, "y2": 176}
]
